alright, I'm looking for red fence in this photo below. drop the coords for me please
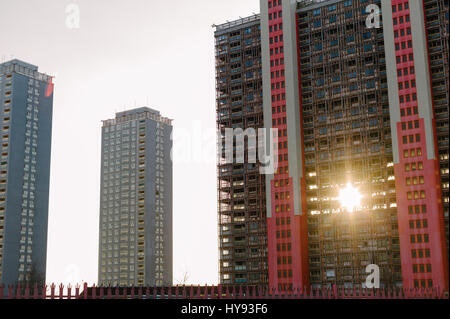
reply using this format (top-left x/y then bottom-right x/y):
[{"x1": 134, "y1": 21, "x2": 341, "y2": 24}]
[{"x1": 1, "y1": 283, "x2": 448, "y2": 299}]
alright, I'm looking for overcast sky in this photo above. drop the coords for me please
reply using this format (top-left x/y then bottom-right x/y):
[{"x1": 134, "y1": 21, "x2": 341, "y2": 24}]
[{"x1": 0, "y1": 0, "x2": 260, "y2": 285}]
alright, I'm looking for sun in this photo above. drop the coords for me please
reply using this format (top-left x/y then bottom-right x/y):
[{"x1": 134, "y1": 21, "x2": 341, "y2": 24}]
[{"x1": 338, "y1": 183, "x2": 362, "y2": 212}]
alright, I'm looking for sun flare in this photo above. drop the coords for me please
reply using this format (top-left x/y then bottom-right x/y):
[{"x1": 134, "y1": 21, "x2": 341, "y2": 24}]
[{"x1": 338, "y1": 183, "x2": 362, "y2": 212}]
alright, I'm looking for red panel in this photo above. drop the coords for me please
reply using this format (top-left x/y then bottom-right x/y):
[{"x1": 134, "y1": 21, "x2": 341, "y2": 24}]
[
  {"x1": 265, "y1": 0, "x2": 309, "y2": 291},
  {"x1": 390, "y1": 0, "x2": 448, "y2": 291}
]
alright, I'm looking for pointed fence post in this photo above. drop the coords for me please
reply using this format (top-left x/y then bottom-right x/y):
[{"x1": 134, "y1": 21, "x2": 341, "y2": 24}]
[
  {"x1": 92, "y1": 284, "x2": 97, "y2": 299},
  {"x1": 75, "y1": 284, "x2": 80, "y2": 299},
  {"x1": 107, "y1": 286, "x2": 112, "y2": 299},
  {"x1": 59, "y1": 284, "x2": 64, "y2": 300},
  {"x1": 158, "y1": 286, "x2": 163, "y2": 300},
  {"x1": 211, "y1": 286, "x2": 216, "y2": 299},
  {"x1": 83, "y1": 283, "x2": 88, "y2": 299},
  {"x1": 16, "y1": 283, "x2": 21, "y2": 299},
  {"x1": 218, "y1": 284, "x2": 223, "y2": 299},
  {"x1": 50, "y1": 283, "x2": 56, "y2": 299},
  {"x1": 67, "y1": 284, "x2": 72, "y2": 300},
  {"x1": 24, "y1": 283, "x2": 30, "y2": 299}
]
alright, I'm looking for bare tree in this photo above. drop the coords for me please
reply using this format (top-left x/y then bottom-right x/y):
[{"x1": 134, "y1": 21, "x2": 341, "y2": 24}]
[{"x1": 176, "y1": 271, "x2": 190, "y2": 286}]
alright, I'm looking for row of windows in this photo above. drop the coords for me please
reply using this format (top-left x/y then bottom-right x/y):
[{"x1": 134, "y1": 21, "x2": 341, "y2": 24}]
[
  {"x1": 399, "y1": 92, "x2": 417, "y2": 104},
  {"x1": 271, "y1": 80, "x2": 286, "y2": 93},
  {"x1": 274, "y1": 178, "x2": 290, "y2": 188},
  {"x1": 270, "y1": 69, "x2": 285, "y2": 80},
  {"x1": 277, "y1": 256, "x2": 292, "y2": 265},
  {"x1": 411, "y1": 249, "x2": 430, "y2": 259},
  {"x1": 393, "y1": 15, "x2": 410, "y2": 26},
  {"x1": 276, "y1": 230, "x2": 291, "y2": 239},
  {"x1": 268, "y1": 0, "x2": 281, "y2": 9},
  {"x1": 408, "y1": 204, "x2": 427, "y2": 215},
  {"x1": 269, "y1": 22, "x2": 283, "y2": 33},
  {"x1": 414, "y1": 279, "x2": 433, "y2": 289},
  {"x1": 401, "y1": 120, "x2": 420, "y2": 131},
  {"x1": 410, "y1": 233, "x2": 429, "y2": 244},
  {"x1": 412, "y1": 264, "x2": 431, "y2": 273},
  {"x1": 274, "y1": 191, "x2": 290, "y2": 200},
  {"x1": 275, "y1": 204, "x2": 291, "y2": 213},
  {"x1": 397, "y1": 66, "x2": 415, "y2": 77},
  {"x1": 406, "y1": 190, "x2": 426, "y2": 200},
  {"x1": 396, "y1": 53, "x2": 414, "y2": 65},
  {"x1": 277, "y1": 242, "x2": 292, "y2": 252},
  {"x1": 402, "y1": 134, "x2": 421, "y2": 144},
  {"x1": 405, "y1": 162, "x2": 423, "y2": 172},
  {"x1": 406, "y1": 175, "x2": 425, "y2": 185},
  {"x1": 409, "y1": 219, "x2": 428, "y2": 230},
  {"x1": 404, "y1": 148, "x2": 422, "y2": 159},
  {"x1": 400, "y1": 106, "x2": 418, "y2": 117},
  {"x1": 277, "y1": 269, "x2": 293, "y2": 279},
  {"x1": 268, "y1": 10, "x2": 282, "y2": 22},
  {"x1": 398, "y1": 79, "x2": 416, "y2": 91},
  {"x1": 394, "y1": 27, "x2": 412, "y2": 39},
  {"x1": 392, "y1": 2, "x2": 409, "y2": 13}
]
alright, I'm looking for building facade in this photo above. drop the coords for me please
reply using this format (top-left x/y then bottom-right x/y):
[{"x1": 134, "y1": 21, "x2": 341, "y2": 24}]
[
  {"x1": 381, "y1": 0, "x2": 448, "y2": 290},
  {"x1": 216, "y1": 0, "x2": 448, "y2": 290},
  {"x1": 215, "y1": 16, "x2": 269, "y2": 285},
  {"x1": 423, "y1": 0, "x2": 449, "y2": 257},
  {"x1": 98, "y1": 107, "x2": 173, "y2": 287},
  {"x1": 0, "y1": 59, "x2": 54, "y2": 286}
]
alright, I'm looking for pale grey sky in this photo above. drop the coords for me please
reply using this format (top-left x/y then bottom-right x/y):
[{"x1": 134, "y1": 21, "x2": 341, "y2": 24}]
[{"x1": 0, "y1": 0, "x2": 259, "y2": 285}]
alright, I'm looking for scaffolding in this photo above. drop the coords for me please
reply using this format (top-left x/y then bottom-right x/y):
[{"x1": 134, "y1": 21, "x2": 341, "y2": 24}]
[
  {"x1": 214, "y1": 17, "x2": 268, "y2": 286},
  {"x1": 298, "y1": 0, "x2": 402, "y2": 288}
]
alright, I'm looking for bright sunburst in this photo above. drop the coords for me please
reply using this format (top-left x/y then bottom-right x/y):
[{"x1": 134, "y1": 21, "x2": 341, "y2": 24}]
[{"x1": 338, "y1": 183, "x2": 362, "y2": 212}]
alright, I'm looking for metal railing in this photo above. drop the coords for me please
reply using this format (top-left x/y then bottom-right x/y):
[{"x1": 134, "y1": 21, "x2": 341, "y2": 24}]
[{"x1": 1, "y1": 283, "x2": 448, "y2": 300}]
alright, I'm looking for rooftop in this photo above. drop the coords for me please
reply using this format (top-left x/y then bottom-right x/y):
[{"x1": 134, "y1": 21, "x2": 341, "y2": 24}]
[
  {"x1": 0, "y1": 59, "x2": 38, "y2": 71},
  {"x1": 0, "y1": 59, "x2": 52, "y2": 83},
  {"x1": 102, "y1": 107, "x2": 173, "y2": 127},
  {"x1": 214, "y1": 14, "x2": 260, "y2": 35}
]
